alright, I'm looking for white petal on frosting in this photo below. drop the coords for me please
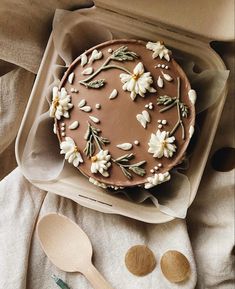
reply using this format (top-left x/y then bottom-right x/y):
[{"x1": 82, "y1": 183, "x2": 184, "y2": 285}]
[
  {"x1": 157, "y1": 76, "x2": 164, "y2": 88},
  {"x1": 88, "y1": 49, "x2": 103, "y2": 63},
  {"x1": 116, "y1": 143, "x2": 133, "y2": 151},
  {"x1": 68, "y1": 72, "x2": 75, "y2": 84},
  {"x1": 81, "y1": 53, "x2": 88, "y2": 67},
  {"x1": 68, "y1": 121, "x2": 79, "y2": 130},
  {"x1": 189, "y1": 125, "x2": 194, "y2": 138},
  {"x1": 188, "y1": 89, "x2": 197, "y2": 104},
  {"x1": 89, "y1": 115, "x2": 100, "y2": 124},
  {"x1": 82, "y1": 67, "x2": 93, "y2": 75},
  {"x1": 109, "y1": 89, "x2": 118, "y2": 99}
]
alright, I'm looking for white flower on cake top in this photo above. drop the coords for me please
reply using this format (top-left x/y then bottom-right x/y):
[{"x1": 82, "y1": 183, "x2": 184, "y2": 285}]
[
  {"x1": 50, "y1": 87, "x2": 73, "y2": 120},
  {"x1": 144, "y1": 172, "x2": 171, "y2": 189},
  {"x1": 60, "y1": 137, "x2": 83, "y2": 167},
  {"x1": 120, "y1": 62, "x2": 156, "y2": 100},
  {"x1": 146, "y1": 41, "x2": 171, "y2": 61},
  {"x1": 90, "y1": 150, "x2": 111, "y2": 177},
  {"x1": 148, "y1": 130, "x2": 176, "y2": 158}
]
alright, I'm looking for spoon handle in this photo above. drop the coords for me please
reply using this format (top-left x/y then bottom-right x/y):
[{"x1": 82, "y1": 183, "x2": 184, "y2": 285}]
[{"x1": 84, "y1": 263, "x2": 114, "y2": 289}]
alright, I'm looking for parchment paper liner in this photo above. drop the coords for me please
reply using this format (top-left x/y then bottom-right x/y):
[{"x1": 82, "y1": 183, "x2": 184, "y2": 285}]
[{"x1": 21, "y1": 9, "x2": 229, "y2": 219}]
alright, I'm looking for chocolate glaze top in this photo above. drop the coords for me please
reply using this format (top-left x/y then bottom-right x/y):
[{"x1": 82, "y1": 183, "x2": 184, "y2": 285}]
[{"x1": 55, "y1": 39, "x2": 195, "y2": 188}]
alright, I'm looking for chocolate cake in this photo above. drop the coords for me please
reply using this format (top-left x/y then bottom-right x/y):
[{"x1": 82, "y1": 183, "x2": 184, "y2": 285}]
[{"x1": 50, "y1": 39, "x2": 196, "y2": 189}]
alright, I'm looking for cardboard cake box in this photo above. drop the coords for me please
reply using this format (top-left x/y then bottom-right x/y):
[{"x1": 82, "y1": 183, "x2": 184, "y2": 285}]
[{"x1": 15, "y1": 0, "x2": 232, "y2": 223}]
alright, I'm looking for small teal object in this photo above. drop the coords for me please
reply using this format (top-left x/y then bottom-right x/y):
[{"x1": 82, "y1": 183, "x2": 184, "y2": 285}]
[{"x1": 51, "y1": 274, "x2": 71, "y2": 289}]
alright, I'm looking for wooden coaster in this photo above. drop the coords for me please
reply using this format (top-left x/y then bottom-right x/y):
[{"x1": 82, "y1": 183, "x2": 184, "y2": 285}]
[
  {"x1": 125, "y1": 245, "x2": 156, "y2": 276},
  {"x1": 160, "y1": 250, "x2": 190, "y2": 283}
]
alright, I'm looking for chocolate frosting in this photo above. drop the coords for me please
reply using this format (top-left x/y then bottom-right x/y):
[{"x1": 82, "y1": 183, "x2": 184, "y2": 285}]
[{"x1": 56, "y1": 39, "x2": 195, "y2": 187}]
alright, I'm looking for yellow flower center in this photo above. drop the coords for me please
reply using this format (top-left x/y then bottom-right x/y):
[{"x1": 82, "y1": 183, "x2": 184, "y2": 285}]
[
  {"x1": 162, "y1": 140, "x2": 167, "y2": 148},
  {"x1": 160, "y1": 40, "x2": 164, "y2": 45},
  {"x1": 74, "y1": 146, "x2": 78, "y2": 153},
  {"x1": 91, "y1": 155, "x2": 98, "y2": 162},
  {"x1": 132, "y1": 73, "x2": 140, "y2": 80},
  {"x1": 52, "y1": 96, "x2": 59, "y2": 107}
]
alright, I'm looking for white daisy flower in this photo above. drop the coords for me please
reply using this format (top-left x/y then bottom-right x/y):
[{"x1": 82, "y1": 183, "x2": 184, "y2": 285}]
[
  {"x1": 50, "y1": 87, "x2": 73, "y2": 120},
  {"x1": 120, "y1": 62, "x2": 156, "y2": 100},
  {"x1": 148, "y1": 130, "x2": 176, "y2": 158},
  {"x1": 146, "y1": 41, "x2": 171, "y2": 62},
  {"x1": 144, "y1": 172, "x2": 171, "y2": 189},
  {"x1": 90, "y1": 150, "x2": 111, "y2": 177},
  {"x1": 60, "y1": 137, "x2": 83, "y2": 167},
  {"x1": 89, "y1": 177, "x2": 107, "y2": 189}
]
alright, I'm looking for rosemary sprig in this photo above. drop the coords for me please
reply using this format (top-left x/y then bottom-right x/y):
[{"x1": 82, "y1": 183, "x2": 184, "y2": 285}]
[
  {"x1": 179, "y1": 102, "x2": 189, "y2": 118},
  {"x1": 156, "y1": 95, "x2": 176, "y2": 106},
  {"x1": 82, "y1": 79, "x2": 105, "y2": 89},
  {"x1": 156, "y1": 77, "x2": 188, "y2": 140},
  {"x1": 112, "y1": 154, "x2": 146, "y2": 179},
  {"x1": 83, "y1": 122, "x2": 110, "y2": 157},
  {"x1": 79, "y1": 46, "x2": 138, "y2": 88},
  {"x1": 110, "y1": 46, "x2": 139, "y2": 62}
]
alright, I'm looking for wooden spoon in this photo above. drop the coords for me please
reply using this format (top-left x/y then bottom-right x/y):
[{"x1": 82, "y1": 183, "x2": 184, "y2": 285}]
[{"x1": 37, "y1": 213, "x2": 114, "y2": 289}]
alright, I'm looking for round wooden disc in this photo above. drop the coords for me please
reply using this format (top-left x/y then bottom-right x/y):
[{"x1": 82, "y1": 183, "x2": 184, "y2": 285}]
[
  {"x1": 160, "y1": 250, "x2": 190, "y2": 283},
  {"x1": 125, "y1": 245, "x2": 156, "y2": 276}
]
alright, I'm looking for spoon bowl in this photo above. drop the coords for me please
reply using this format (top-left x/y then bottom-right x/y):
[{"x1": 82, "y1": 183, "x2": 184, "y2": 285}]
[{"x1": 37, "y1": 213, "x2": 113, "y2": 289}]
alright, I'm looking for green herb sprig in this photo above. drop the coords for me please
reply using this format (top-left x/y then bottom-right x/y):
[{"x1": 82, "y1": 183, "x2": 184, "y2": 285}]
[
  {"x1": 83, "y1": 122, "x2": 110, "y2": 157},
  {"x1": 156, "y1": 77, "x2": 189, "y2": 139},
  {"x1": 112, "y1": 153, "x2": 146, "y2": 179}
]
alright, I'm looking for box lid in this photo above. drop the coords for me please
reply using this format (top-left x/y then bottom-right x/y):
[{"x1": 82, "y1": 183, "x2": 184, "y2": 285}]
[{"x1": 94, "y1": 0, "x2": 234, "y2": 41}]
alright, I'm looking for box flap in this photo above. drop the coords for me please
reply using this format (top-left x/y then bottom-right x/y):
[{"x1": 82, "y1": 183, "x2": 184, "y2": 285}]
[{"x1": 94, "y1": 0, "x2": 234, "y2": 41}]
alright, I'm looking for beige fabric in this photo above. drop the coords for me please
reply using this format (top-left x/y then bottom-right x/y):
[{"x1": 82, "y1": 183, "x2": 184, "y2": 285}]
[{"x1": 0, "y1": 1, "x2": 234, "y2": 289}]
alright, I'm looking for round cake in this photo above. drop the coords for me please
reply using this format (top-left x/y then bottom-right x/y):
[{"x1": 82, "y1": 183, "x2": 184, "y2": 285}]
[{"x1": 50, "y1": 39, "x2": 196, "y2": 189}]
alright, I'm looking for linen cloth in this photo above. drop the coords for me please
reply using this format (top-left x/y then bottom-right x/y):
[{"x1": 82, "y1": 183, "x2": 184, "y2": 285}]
[{"x1": 0, "y1": 1, "x2": 234, "y2": 289}]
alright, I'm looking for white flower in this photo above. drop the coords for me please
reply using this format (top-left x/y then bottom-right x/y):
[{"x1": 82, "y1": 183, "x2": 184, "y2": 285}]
[
  {"x1": 60, "y1": 137, "x2": 83, "y2": 167},
  {"x1": 120, "y1": 62, "x2": 156, "y2": 100},
  {"x1": 144, "y1": 172, "x2": 171, "y2": 189},
  {"x1": 50, "y1": 87, "x2": 73, "y2": 120},
  {"x1": 148, "y1": 130, "x2": 176, "y2": 158},
  {"x1": 89, "y1": 177, "x2": 107, "y2": 189},
  {"x1": 90, "y1": 150, "x2": 111, "y2": 177},
  {"x1": 146, "y1": 41, "x2": 171, "y2": 62}
]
